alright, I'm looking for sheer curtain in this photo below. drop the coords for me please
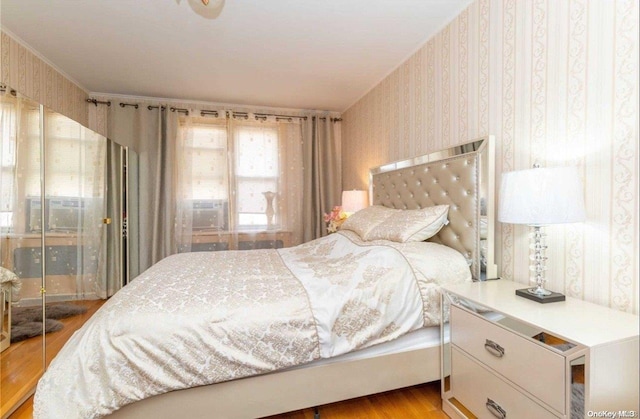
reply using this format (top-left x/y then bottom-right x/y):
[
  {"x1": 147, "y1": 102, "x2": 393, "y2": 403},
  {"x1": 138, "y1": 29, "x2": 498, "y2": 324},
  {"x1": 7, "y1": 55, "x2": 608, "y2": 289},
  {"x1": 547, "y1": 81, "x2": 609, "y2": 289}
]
[
  {"x1": 175, "y1": 113, "x2": 304, "y2": 252},
  {"x1": 0, "y1": 91, "x2": 19, "y2": 234},
  {"x1": 1, "y1": 94, "x2": 43, "y2": 304},
  {"x1": 104, "y1": 102, "x2": 339, "y2": 279},
  {"x1": 0, "y1": 92, "x2": 35, "y2": 303},
  {"x1": 175, "y1": 115, "x2": 229, "y2": 252}
]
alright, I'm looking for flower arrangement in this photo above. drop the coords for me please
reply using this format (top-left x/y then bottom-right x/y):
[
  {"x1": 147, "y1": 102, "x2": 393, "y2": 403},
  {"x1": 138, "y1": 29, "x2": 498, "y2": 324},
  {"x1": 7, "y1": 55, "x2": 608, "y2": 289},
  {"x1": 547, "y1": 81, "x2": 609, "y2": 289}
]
[{"x1": 323, "y1": 206, "x2": 348, "y2": 233}]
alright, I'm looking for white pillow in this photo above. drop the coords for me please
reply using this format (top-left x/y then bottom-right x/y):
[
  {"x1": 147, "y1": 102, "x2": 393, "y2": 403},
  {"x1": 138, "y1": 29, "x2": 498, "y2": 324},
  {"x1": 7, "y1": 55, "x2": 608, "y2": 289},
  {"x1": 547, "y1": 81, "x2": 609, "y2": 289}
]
[
  {"x1": 364, "y1": 205, "x2": 450, "y2": 243},
  {"x1": 340, "y1": 205, "x2": 398, "y2": 238},
  {"x1": 0, "y1": 266, "x2": 19, "y2": 284},
  {"x1": 0, "y1": 266, "x2": 21, "y2": 301}
]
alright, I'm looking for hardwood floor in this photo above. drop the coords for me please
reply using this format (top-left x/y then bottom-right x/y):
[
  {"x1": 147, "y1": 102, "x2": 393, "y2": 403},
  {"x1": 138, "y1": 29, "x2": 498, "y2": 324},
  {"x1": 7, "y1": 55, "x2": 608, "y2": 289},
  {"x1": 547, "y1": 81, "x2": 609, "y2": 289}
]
[
  {"x1": 1, "y1": 299, "x2": 105, "y2": 418},
  {"x1": 4, "y1": 299, "x2": 449, "y2": 418},
  {"x1": 264, "y1": 381, "x2": 448, "y2": 419},
  {"x1": 12, "y1": 382, "x2": 447, "y2": 419}
]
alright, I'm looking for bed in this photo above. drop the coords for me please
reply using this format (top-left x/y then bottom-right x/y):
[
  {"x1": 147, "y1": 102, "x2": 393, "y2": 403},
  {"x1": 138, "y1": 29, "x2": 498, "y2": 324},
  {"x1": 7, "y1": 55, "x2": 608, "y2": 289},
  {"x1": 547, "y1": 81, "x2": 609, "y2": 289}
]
[
  {"x1": 1, "y1": 266, "x2": 21, "y2": 353},
  {"x1": 33, "y1": 136, "x2": 496, "y2": 419}
]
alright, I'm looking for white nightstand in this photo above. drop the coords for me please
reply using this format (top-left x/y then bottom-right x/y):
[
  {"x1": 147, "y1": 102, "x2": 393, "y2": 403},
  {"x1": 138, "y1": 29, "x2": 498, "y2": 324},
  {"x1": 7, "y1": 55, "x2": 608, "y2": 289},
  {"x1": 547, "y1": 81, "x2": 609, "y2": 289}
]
[{"x1": 440, "y1": 280, "x2": 639, "y2": 419}]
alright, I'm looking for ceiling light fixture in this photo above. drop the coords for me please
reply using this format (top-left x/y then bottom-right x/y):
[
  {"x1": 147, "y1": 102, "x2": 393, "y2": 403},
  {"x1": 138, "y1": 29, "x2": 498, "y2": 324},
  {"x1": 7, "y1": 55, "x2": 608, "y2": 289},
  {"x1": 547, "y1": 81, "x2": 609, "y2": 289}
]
[{"x1": 186, "y1": 0, "x2": 225, "y2": 19}]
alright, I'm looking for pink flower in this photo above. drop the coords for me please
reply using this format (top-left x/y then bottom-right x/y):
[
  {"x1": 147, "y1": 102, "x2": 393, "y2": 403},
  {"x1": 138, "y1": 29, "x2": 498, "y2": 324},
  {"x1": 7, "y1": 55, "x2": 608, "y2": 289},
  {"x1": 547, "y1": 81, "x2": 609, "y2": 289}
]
[{"x1": 324, "y1": 206, "x2": 349, "y2": 233}]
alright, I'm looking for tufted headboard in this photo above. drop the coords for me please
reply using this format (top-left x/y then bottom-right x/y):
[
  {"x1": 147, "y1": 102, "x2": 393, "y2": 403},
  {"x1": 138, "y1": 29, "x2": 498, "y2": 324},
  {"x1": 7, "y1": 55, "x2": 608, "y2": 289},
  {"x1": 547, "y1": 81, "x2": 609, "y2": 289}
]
[{"x1": 369, "y1": 137, "x2": 497, "y2": 281}]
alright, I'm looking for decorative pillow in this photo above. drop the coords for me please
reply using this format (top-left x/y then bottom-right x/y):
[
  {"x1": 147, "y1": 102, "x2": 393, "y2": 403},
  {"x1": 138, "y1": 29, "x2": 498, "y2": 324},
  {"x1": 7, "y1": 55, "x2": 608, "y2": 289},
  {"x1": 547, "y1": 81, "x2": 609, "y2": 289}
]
[
  {"x1": 340, "y1": 205, "x2": 398, "y2": 238},
  {"x1": 0, "y1": 266, "x2": 21, "y2": 301},
  {"x1": 364, "y1": 205, "x2": 450, "y2": 243},
  {"x1": 0, "y1": 266, "x2": 19, "y2": 284}
]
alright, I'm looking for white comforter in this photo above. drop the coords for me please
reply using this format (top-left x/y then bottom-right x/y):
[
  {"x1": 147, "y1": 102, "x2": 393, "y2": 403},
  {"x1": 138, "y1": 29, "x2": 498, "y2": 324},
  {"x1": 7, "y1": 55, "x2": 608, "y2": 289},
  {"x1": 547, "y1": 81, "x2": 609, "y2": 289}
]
[{"x1": 34, "y1": 230, "x2": 471, "y2": 418}]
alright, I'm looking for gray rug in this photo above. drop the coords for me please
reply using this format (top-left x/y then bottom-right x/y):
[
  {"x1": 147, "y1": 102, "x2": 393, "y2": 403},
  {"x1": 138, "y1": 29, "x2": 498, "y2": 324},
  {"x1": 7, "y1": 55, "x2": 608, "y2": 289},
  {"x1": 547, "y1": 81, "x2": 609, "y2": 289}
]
[{"x1": 10, "y1": 303, "x2": 88, "y2": 343}]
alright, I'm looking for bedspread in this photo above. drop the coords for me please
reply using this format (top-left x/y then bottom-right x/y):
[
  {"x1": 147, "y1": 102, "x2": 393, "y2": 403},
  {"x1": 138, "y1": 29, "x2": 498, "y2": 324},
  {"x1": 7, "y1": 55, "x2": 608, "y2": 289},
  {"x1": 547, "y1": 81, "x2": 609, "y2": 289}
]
[
  {"x1": 0, "y1": 266, "x2": 21, "y2": 300},
  {"x1": 34, "y1": 231, "x2": 470, "y2": 418}
]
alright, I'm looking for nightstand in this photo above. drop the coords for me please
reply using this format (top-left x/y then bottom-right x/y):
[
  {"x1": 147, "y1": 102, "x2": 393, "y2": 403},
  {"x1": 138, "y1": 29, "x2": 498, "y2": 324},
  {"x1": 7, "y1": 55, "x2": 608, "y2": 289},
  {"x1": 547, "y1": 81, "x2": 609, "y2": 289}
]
[{"x1": 440, "y1": 280, "x2": 639, "y2": 419}]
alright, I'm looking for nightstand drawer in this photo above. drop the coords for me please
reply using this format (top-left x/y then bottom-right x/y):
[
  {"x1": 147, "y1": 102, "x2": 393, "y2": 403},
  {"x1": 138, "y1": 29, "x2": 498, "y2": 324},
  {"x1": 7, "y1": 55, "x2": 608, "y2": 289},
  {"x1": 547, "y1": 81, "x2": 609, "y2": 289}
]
[
  {"x1": 451, "y1": 305, "x2": 565, "y2": 413},
  {"x1": 451, "y1": 347, "x2": 559, "y2": 419}
]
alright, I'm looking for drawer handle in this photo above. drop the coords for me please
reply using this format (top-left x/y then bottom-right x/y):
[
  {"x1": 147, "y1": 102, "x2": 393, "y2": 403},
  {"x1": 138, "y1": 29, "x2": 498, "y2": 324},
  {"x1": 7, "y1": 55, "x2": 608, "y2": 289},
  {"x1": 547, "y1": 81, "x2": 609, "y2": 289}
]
[
  {"x1": 484, "y1": 339, "x2": 505, "y2": 357},
  {"x1": 486, "y1": 398, "x2": 507, "y2": 419}
]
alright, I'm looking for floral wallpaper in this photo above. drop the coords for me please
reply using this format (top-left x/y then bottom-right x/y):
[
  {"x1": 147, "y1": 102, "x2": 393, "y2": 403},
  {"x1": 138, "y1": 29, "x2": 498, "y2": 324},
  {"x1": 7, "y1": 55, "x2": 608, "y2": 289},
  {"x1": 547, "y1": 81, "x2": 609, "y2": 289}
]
[
  {"x1": 1, "y1": 30, "x2": 89, "y2": 126},
  {"x1": 342, "y1": 0, "x2": 639, "y2": 314}
]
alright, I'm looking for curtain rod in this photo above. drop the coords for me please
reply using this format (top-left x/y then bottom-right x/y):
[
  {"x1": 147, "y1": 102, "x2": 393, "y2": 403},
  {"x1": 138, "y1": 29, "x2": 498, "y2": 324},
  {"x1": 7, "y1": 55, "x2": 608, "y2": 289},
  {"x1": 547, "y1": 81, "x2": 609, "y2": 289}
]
[
  {"x1": 86, "y1": 98, "x2": 341, "y2": 122},
  {"x1": 0, "y1": 86, "x2": 17, "y2": 96},
  {"x1": 86, "y1": 98, "x2": 111, "y2": 107},
  {"x1": 199, "y1": 110, "x2": 341, "y2": 123},
  {"x1": 170, "y1": 107, "x2": 189, "y2": 115}
]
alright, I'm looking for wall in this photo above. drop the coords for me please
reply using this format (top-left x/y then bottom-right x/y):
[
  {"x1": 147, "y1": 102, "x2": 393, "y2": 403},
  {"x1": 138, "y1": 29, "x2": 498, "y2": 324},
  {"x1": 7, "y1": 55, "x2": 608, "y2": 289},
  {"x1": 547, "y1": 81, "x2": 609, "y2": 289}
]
[
  {"x1": 342, "y1": 0, "x2": 639, "y2": 314},
  {"x1": 1, "y1": 30, "x2": 89, "y2": 126}
]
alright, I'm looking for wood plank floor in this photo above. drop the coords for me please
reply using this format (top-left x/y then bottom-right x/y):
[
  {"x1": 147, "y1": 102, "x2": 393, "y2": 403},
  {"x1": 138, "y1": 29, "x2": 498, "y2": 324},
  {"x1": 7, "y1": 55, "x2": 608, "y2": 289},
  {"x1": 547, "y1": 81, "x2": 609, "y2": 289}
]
[
  {"x1": 11, "y1": 381, "x2": 447, "y2": 419},
  {"x1": 263, "y1": 381, "x2": 448, "y2": 419},
  {"x1": 1, "y1": 299, "x2": 104, "y2": 418},
  {"x1": 4, "y1": 299, "x2": 449, "y2": 419}
]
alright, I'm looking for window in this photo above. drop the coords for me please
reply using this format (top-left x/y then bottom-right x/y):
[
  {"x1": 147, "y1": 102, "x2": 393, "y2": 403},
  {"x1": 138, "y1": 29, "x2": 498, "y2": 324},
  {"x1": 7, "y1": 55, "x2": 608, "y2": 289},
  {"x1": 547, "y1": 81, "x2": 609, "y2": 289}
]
[
  {"x1": 0, "y1": 100, "x2": 17, "y2": 229},
  {"x1": 234, "y1": 124, "x2": 279, "y2": 229},
  {"x1": 183, "y1": 123, "x2": 228, "y2": 201},
  {"x1": 45, "y1": 113, "x2": 105, "y2": 198},
  {"x1": 178, "y1": 119, "x2": 281, "y2": 231}
]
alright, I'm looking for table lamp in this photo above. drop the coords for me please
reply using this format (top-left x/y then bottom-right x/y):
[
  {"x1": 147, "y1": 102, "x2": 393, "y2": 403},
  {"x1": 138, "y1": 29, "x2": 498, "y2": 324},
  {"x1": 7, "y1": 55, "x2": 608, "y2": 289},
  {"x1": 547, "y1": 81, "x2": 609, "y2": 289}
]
[
  {"x1": 498, "y1": 165, "x2": 586, "y2": 303},
  {"x1": 341, "y1": 190, "x2": 369, "y2": 215}
]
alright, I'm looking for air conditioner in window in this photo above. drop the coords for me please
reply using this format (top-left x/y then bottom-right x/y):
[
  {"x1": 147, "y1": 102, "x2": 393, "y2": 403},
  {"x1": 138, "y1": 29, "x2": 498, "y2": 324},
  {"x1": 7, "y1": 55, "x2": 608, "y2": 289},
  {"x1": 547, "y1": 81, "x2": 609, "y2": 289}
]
[
  {"x1": 47, "y1": 197, "x2": 85, "y2": 232},
  {"x1": 26, "y1": 197, "x2": 43, "y2": 232},
  {"x1": 26, "y1": 196, "x2": 93, "y2": 232},
  {"x1": 191, "y1": 200, "x2": 228, "y2": 231}
]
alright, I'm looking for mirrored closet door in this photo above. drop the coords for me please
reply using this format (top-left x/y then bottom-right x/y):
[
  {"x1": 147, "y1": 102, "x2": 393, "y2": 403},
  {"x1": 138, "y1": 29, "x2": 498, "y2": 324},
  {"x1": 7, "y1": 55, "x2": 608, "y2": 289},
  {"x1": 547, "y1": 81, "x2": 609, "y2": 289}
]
[
  {"x1": 1, "y1": 89, "x2": 44, "y2": 417},
  {"x1": 1, "y1": 86, "x2": 128, "y2": 417}
]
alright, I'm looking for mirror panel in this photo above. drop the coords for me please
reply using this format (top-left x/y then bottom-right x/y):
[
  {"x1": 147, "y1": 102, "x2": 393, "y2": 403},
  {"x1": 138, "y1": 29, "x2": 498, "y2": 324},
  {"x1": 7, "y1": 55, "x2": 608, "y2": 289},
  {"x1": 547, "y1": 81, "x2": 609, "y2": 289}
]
[
  {"x1": 43, "y1": 108, "x2": 108, "y2": 369},
  {"x1": 1, "y1": 89, "x2": 45, "y2": 416},
  {"x1": 570, "y1": 355, "x2": 586, "y2": 418},
  {"x1": 105, "y1": 138, "x2": 136, "y2": 290},
  {"x1": 1, "y1": 85, "x2": 127, "y2": 416}
]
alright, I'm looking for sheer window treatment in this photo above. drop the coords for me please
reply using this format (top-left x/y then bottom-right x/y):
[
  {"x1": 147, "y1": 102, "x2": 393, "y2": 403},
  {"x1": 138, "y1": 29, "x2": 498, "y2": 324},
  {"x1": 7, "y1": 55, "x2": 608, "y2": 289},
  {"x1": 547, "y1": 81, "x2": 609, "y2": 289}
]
[
  {"x1": 103, "y1": 103, "x2": 340, "y2": 278},
  {"x1": 175, "y1": 114, "x2": 304, "y2": 252}
]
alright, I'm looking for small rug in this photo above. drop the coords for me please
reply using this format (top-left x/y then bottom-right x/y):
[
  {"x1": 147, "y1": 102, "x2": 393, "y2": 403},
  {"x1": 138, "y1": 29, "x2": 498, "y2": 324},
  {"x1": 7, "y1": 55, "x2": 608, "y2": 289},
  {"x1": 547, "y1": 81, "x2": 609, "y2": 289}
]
[{"x1": 10, "y1": 303, "x2": 88, "y2": 343}]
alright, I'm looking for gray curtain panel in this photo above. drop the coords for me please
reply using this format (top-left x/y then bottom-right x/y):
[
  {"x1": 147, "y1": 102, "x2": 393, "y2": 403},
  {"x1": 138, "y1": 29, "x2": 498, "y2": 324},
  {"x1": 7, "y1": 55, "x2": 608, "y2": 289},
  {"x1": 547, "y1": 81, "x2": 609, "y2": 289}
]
[
  {"x1": 107, "y1": 106, "x2": 178, "y2": 278},
  {"x1": 302, "y1": 116, "x2": 342, "y2": 241},
  {"x1": 135, "y1": 108, "x2": 178, "y2": 274}
]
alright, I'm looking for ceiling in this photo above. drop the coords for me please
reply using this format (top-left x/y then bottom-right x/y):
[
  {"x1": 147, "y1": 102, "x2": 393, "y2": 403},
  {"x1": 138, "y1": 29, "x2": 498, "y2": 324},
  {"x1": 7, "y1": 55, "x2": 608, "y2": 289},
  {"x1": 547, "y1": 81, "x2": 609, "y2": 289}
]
[{"x1": 1, "y1": 0, "x2": 472, "y2": 112}]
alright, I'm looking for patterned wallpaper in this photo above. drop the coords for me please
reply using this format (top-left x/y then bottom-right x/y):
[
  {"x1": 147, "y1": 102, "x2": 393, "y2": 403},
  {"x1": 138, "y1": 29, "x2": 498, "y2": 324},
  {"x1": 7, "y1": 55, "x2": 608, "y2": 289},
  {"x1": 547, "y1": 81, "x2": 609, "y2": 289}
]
[
  {"x1": 0, "y1": 30, "x2": 89, "y2": 126},
  {"x1": 342, "y1": 0, "x2": 639, "y2": 314}
]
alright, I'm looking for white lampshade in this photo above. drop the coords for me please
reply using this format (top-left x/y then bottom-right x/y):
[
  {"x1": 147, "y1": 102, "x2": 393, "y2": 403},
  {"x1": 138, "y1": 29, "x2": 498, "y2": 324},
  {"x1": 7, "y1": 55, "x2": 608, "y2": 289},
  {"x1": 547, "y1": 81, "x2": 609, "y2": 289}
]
[
  {"x1": 342, "y1": 190, "x2": 369, "y2": 214},
  {"x1": 499, "y1": 166, "x2": 586, "y2": 226}
]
